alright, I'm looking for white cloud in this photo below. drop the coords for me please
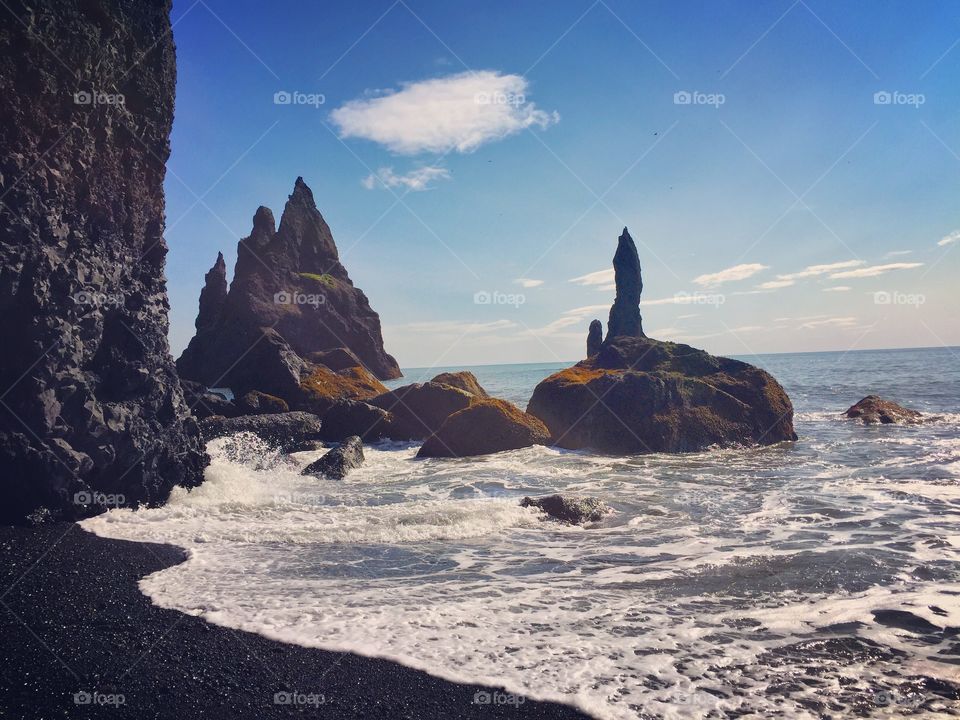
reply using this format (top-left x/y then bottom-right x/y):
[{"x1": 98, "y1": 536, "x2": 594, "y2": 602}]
[
  {"x1": 362, "y1": 166, "x2": 450, "y2": 191},
  {"x1": 938, "y1": 230, "x2": 960, "y2": 247},
  {"x1": 799, "y1": 316, "x2": 857, "y2": 329},
  {"x1": 822, "y1": 286, "x2": 851, "y2": 292},
  {"x1": 777, "y1": 260, "x2": 863, "y2": 281},
  {"x1": 693, "y1": 263, "x2": 768, "y2": 287},
  {"x1": 514, "y1": 278, "x2": 544, "y2": 288},
  {"x1": 331, "y1": 70, "x2": 558, "y2": 155},
  {"x1": 758, "y1": 279, "x2": 795, "y2": 290},
  {"x1": 829, "y1": 262, "x2": 923, "y2": 279},
  {"x1": 569, "y1": 268, "x2": 615, "y2": 287},
  {"x1": 885, "y1": 250, "x2": 912, "y2": 257}
]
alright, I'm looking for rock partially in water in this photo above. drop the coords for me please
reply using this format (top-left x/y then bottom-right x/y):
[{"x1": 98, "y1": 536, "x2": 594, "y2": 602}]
[
  {"x1": 418, "y1": 398, "x2": 549, "y2": 457},
  {"x1": 521, "y1": 495, "x2": 611, "y2": 525},
  {"x1": 430, "y1": 371, "x2": 489, "y2": 397},
  {"x1": 236, "y1": 391, "x2": 289, "y2": 415},
  {"x1": 0, "y1": 0, "x2": 207, "y2": 522},
  {"x1": 845, "y1": 396, "x2": 922, "y2": 424},
  {"x1": 200, "y1": 412, "x2": 322, "y2": 452},
  {"x1": 319, "y1": 399, "x2": 393, "y2": 442},
  {"x1": 303, "y1": 436, "x2": 364, "y2": 480},
  {"x1": 370, "y1": 382, "x2": 474, "y2": 440},
  {"x1": 296, "y1": 364, "x2": 386, "y2": 416}
]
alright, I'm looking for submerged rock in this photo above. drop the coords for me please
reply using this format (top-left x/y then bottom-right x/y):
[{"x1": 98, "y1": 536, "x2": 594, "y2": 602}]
[
  {"x1": 369, "y1": 382, "x2": 474, "y2": 440},
  {"x1": 319, "y1": 399, "x2": 393, "y2": 442},
  {"x1": 527, "y1": 229, "x2": 797, "y2": 454},
  {"x1": 845, "y1": 396, "x2": 921, "y2": 424},
  {"x1": 418, "y1": 398, "x2": 549, "y2": 457},
  {"x1": 430, "y1": 371, "x2": 489, "y2": 397},
  {"x1": 303, "y1": 436, "x2": 364, "y2": 480},
  {"x1": 0, "y1": 0, "x2": 206, "y2": 522},
  {"x1": 521, "y1": 495, "x2": 611, "y2": 525},
  {"x1": 200, "y1": 412, "x2": 322, "y2": 452}
]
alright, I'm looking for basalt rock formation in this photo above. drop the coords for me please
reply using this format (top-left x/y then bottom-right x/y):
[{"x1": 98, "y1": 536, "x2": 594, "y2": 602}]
[
  {"x1": 521, "y1": 495, "x2": 612, "y2": 525},
  {"x1": 302, "y1": 435, "x2": 364, "y2": 480},
  {"x1": 417, "y1": 398, "x2": 549, "y2": 457},
  {"x1": 0, "y1": 0, "x2": 207, "y2": 523},
  {"x1": 528, "y1": 229, "x2": 797, "y2": 454},
  {"x1": 587, "y1": 319, "x2": 603, "y2": 357},
  {"x1": 177, "y1": 177, "x2": 401, "y2": 401},
  {"x1": 196, "y1": 251, "x2": 227, "y2": 332},
  {"x1": 845, "y1": 396, "x2": 921, "y2": 424}
]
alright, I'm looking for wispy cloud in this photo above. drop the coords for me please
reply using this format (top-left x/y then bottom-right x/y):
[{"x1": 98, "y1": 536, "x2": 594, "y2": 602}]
[
  {"x1": 693, "y1": 263, "x2": 768, "y2": 287},
  {"x1": 398, "y1": 319, "x2": 518, "y2": 335},
  {"x1": 778, "y1": 260, "x2": 863, "y2": 281},
  {"x1": 362, "y1": 166, "x2": 450, "y2": 191},
  {"x1": 525, "y1": 316, "x2": 582, "y2": 337},
  {"x1": 884, "y1": 250, "x2": 912, "y2": 258},
  {"x1": 938, "y1": 230, "x2": 960, "y2": 247},
  {"x1": 514, "y1": 278, "x2": 544, "y2": 288},
  {"x1": 758, "y1": 279, "x2": 795, "y2": 290},
  {"x1": 829, "y1": 262, "x2": 923, "y2": 279},
  {"x1": 799, "y1": 316, "x2": 857, "y2": 329},
  {"x1": 568, "y1": 268, "x2": 614, "y2": 287},
  {"x1": 822, "y1": 286, "x2": 851, "y2": 292},
  {"x1": 331, "y1": 70, "x2": 558, "y2": 154},
  {"x1": 562, "y1": 304, "x2": 609, "y2": 318}
]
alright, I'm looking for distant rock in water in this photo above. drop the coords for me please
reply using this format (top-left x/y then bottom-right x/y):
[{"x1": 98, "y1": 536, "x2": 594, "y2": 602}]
[
  {"x1": 845, "y1": 396, "x2": 921, "y2": 424},
  {"x1": 0, "y1": 0, "x2": 206, "y2": 523},
  {"x1": 587, "y1": 319, "x2": 603, "y2": 357},
  {"x1": 303, "y1": 436, "x2": 364, "y2": 480},
  {"x1": 527, "y1": 228, "x2": 797, "y2": 454},
  {"x1": 177, "y1": 177, "x2": 401, "y2": 400},
  {"x1": 604, "y1": 227, "x2": 645, "y2": 342},
  {"x1": 521, "y1": 495, "x2": 611, "y2": 525},
  {"x1": 430, "y1": 371, "x2": 489, "y2": 397}
]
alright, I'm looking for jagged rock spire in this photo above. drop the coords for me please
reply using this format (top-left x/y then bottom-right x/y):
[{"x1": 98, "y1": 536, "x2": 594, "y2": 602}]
[
  {"x1": 195, "y1": 252, "x2": 227, "y2": 331},
  {"x1": 604, "y1": 227, "x2": 645, "y2": 342}
]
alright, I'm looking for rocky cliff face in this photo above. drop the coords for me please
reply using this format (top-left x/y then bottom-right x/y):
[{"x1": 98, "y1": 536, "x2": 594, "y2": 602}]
[
  {"x1": 0, "y1": 0, "x2": 207, "y2": 523},
  {"x1": 177, "y1": 177, "x2": 401, "y2": 396}
]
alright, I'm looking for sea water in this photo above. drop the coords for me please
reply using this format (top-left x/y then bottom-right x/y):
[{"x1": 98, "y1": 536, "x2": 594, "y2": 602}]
[{"x1": 84, "y1": 347, "x2": 960, "y2": 718}]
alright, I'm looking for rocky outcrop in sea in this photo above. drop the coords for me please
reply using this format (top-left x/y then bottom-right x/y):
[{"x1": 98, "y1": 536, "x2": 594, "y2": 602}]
[
  {"x1": 528, "y1": 228, "x2": 797, "y2": 454},
  {"x1": 0, "y1": 0, "x2": 206, "y2": 523}
]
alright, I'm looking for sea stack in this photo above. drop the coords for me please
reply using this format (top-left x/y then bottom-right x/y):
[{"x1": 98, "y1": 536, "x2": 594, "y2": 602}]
[
  {"x1": 0, "y1": 0, "x2": 207, "y2": 522},
  {"x1": 177, "y1": 177, "x2": 401, "y2": 402},
  {"x1": 587, "y1": 319, "x2": 603, "y2": 357},
  {"x1": 605, "y1": 227, "x2": 645, "y2": 341},
  {"x1": 527, "y1": 229, "x2": 797, "y2": 454}
]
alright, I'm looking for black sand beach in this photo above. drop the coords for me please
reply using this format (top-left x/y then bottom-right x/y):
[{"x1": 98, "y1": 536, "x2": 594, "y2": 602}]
[{"x1": 0, "y1": 523, "x2": 587, "y2": 719}]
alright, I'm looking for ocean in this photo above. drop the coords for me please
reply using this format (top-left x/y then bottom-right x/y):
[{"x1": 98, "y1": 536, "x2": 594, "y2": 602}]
[{"x1": 84, "y1": 346, "x2": 960, "y2": 719}]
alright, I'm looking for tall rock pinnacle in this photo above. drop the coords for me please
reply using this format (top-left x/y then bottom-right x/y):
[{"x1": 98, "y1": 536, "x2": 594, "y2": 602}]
[
  {"x1": 587, "y1": 319, "x2": 603, "y2": 357},
  {"x1": 604, "y1": 227, "x2": 645, "y2": 342},
  {"x1": 196, "y1": 252, "x2": 227, "y2": 331}
]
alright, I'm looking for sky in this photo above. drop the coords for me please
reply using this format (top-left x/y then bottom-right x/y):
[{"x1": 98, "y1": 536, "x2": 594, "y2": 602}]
[{"x1": 164, "y1": 0, "x2": 960, "y2": 369}]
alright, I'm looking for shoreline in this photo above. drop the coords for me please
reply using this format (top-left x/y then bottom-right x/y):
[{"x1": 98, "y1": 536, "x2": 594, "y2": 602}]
[{"x1": 0, "y1": 523, "x2": 587, "y2": 719}]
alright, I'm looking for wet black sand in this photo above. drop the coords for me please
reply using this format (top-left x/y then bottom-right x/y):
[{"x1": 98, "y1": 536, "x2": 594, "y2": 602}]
[{"x1": 0, "y1": 523, "x2": 587, "y2": 719}]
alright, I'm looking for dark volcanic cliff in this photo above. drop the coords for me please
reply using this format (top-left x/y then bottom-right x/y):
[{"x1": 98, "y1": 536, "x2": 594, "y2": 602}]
[
  {"x1": 0, "y1": 0, "x2": 207, "y2": 522},
  {"x1": 177, "y1": 177, "x2": 401, "y2": 394}
]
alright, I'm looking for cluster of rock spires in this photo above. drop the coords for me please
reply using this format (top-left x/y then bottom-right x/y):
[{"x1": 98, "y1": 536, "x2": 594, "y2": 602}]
[{"x1": 0, "y1": 0, "x2": 206, "y2": 524}]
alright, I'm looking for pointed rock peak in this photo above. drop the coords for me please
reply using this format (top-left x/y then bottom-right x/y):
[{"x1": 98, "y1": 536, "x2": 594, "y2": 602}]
[
  {"x1": 213, "y1": 251, "x2": 225, "y2": 269},
  {"x1": 196, "y1": 251, "x2": 228, "y2": 331},
  {"x1": 252, "y1": 206, "x2": 276, "y2": 235},
  {"x1": 289, "y1": 176, "x2": 316, "y2": 206},
  {"x1": 614, "y1": 227, "x2": 639, "y2": 267}
]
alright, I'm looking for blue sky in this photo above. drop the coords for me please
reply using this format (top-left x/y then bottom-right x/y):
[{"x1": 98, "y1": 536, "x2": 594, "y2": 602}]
[{"x1": 164, "y1": 0, "x2": 960, "y2": 368}]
